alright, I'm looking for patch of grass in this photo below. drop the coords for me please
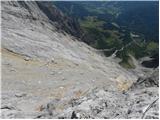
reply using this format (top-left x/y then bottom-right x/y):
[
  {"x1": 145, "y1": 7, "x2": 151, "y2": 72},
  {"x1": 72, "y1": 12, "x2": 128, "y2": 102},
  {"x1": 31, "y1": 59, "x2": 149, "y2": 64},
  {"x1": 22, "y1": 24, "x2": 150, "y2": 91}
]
[
  {"x1": 80, "y1": 16, "x2": 105, "y2": 29},
  {"x1": 146, "y1": 41, "x2": 159, "y2": 55},
  {"x1": 119, "y1": 57, "x2": 136, "y2": 69}
]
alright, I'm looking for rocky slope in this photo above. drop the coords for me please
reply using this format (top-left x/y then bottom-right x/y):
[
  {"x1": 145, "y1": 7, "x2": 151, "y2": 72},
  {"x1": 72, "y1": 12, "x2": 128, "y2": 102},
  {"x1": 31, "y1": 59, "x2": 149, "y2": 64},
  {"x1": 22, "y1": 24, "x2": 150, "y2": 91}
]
[
  {"x1": 1, "y1": 1, "x2": 159, "y2": 119},
  {"x1": 36, "y1": 1, "x2": 82, "y2": 38}
]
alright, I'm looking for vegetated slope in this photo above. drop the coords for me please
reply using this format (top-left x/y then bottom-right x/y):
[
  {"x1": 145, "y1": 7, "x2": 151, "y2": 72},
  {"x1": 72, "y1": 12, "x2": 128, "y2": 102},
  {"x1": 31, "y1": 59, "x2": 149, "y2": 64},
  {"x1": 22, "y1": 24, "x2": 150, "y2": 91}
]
[
  {"x1": 1, "y1": 1, "x2": 159, "y2": 119},
  {"x1": 54, "y1": 1, "x2": 159, "y2": 42},
  {"x1": 53, "y1": 1, "x2": 159, "y2": 68}
]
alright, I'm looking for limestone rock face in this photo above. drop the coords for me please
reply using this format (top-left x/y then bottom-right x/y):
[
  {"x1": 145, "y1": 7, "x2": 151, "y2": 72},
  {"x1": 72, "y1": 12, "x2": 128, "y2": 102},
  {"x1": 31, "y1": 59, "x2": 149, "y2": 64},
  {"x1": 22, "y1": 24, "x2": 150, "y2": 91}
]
[
  {"x1": 1, "y1": 1, "x2": 158, "y2": 119},
  {"x1": 38, "y1": 87, "x2": 159, "y2": 119},
  {"x1": 131, "y1": 68, "x2": 159, "y2": 88}
]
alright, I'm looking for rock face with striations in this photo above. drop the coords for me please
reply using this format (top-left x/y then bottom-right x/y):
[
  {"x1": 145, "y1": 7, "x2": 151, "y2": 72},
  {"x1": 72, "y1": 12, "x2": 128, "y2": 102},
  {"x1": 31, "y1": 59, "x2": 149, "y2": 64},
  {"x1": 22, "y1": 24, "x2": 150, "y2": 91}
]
[
  {"x1": 36, "y1": 1, "x2": 82, "y2": 38},
  {"x1": 1, "y1": 1, "x2": 159, "y2": 119}
]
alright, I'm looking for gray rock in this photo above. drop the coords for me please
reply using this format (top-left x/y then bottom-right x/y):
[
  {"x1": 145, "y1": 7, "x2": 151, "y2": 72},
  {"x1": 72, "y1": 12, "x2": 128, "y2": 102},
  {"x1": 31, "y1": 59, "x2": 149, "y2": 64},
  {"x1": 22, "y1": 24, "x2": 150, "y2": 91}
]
[
  {"x1": 1, "y1": 1, "x2": 158, "y2": 119},
  {"x1": 15, "y1": 93, "x2": 27, "y2": 98}
]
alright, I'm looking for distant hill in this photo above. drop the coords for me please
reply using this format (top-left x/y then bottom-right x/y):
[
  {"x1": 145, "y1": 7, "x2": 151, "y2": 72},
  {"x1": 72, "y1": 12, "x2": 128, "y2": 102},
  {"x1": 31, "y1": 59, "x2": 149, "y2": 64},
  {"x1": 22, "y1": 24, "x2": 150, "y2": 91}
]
[
  {"x1": 54, "y1": 1, "x2": 158, "y2": 42},
  {"x1": 54, "y1": 1, "x2": 159, "y2": 68}
]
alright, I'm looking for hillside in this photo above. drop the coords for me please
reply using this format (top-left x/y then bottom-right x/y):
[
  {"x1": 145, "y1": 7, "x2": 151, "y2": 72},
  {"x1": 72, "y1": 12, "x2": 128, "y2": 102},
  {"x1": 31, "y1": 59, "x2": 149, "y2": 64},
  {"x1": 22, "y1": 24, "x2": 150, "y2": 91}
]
[
  {"x1": 54, "y1": 1, "x2": 159, "y2": 68},
  {"x1": 1, "y1": 1, "x2": 159, "y2": 119}
]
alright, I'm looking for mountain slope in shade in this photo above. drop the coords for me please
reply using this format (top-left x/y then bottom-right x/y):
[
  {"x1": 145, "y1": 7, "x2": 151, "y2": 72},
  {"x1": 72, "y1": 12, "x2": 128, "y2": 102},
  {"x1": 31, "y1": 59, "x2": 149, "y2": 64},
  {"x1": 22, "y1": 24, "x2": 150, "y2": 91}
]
[{"x1": 53, "y1": 1, "x2": 159, "y2": 68}]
